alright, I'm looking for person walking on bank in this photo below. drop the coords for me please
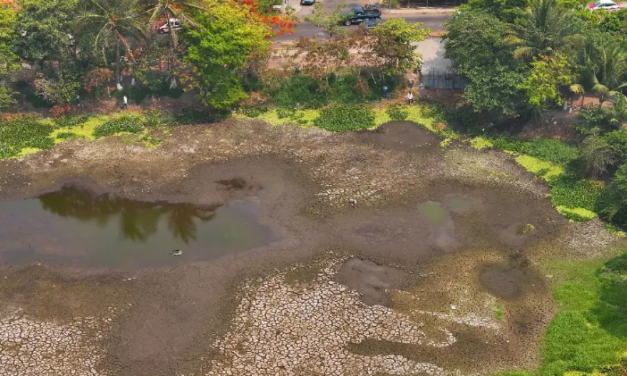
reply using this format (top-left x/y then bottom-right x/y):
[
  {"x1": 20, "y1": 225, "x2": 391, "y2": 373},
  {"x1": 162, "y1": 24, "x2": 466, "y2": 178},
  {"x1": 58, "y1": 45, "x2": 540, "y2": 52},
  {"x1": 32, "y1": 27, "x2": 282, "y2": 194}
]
[
  {"x1": 123, "y1": 95, "x2": 128, "y2": 110},
  {"x1": 76, "y1": 94, "x2": 81, "y2": 108},
  {"x1": 383, "y1": 85, "x2": 388, "y2": 99},
  {"x1": 407, "y1": 91, "x2": 414, "y2": 105}
]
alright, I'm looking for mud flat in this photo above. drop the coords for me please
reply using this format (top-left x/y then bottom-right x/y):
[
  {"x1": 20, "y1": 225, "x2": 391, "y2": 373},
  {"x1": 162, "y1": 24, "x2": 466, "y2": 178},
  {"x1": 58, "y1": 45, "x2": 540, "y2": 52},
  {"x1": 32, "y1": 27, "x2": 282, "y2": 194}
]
[{"x1": 0, "y1": 119, "x2": 622, "y2": 376}]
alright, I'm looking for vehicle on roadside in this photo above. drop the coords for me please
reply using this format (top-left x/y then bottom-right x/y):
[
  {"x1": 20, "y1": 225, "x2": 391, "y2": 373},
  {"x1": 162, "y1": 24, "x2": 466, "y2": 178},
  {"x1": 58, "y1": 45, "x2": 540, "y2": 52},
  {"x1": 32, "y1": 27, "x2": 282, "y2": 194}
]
[
  {"x1": 300, "y1": 0, "x2": 315, "y2": 5},
  {"x1": 156, "y1": 18, "x2": 182, "y2": 34},
  {"x1": 588, "y1": 0, "x2": 620, "y2": 11},
  {"x1": 341, "y1": 6, "x2": 381, "y2": 26},
  {"x1": 358, "y1": 19, "x2": 379, "y2": 30}
]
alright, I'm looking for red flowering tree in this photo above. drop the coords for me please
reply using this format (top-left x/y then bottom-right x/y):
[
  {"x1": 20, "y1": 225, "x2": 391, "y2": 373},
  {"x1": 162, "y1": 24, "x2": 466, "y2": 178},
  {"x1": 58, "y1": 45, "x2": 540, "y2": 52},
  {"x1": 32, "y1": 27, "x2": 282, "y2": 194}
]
[
  {"x1": 83, "y1": 68, "x2": 114, "y2": 96},
  {"x1": 241, "y1": 0, "x2": 297, "y2": 36}
]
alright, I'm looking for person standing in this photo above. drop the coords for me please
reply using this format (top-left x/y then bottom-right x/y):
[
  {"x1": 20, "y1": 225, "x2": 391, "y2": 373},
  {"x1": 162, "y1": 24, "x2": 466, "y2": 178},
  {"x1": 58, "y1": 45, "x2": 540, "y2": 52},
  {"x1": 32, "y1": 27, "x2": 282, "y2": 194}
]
[
  {"x1": 76, "y1": 94, "x2": 81, "y2": 108},
  {"x1": 407, "y1": 91, "x2": 414, "y2": 105},
  {"x1": 383, "y1": 85, "x2": 388, "y2": 99},
  {"x1": 123, "y1": 95, "x2": 128, "y2": 110},
  {"x1": 409, "y1": 72, "x2": 417, "y2": 88}
]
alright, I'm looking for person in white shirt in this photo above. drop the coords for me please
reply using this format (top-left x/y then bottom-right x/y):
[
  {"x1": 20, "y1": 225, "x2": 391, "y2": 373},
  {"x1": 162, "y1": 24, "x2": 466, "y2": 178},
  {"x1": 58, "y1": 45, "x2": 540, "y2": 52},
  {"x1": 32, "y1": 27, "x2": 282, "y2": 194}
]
[
  {"x1": 123, "y1": 95, "x2": 128, "y2": 109},
  {"x1": 407, "y1": 91, "x2": 414, "y2": 105}
]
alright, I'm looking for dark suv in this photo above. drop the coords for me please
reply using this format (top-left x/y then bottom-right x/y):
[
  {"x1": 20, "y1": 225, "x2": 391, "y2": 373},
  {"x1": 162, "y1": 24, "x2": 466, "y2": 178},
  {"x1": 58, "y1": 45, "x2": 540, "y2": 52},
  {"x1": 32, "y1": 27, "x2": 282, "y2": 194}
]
[{"x1": 341, "y1": 6, "x2": 381, "y2": 26}]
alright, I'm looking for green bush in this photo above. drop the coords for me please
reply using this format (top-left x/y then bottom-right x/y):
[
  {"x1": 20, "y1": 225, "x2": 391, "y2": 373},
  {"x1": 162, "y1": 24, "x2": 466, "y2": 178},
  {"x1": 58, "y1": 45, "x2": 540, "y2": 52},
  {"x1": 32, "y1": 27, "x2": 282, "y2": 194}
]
[
  {"x1": 387, "y1": 104, "x2": 408, "y2": 121},
  {"x1": 329, "y1": 74, "x2": 378, "y2": 104},
  {"x1": 272, "y1": 75, "x2": 328, "y2": 109},
  {"x1": 93, "y1": 116, "x2": 145, "y2": 138},
  {"x1": 549, "y1": 174, "x2": 604, "y2": 212},
  {"x1": 314, "y1": 104, "x2": 375, "y2": 132},
  {"x1": 598, "y1": 163, "x2": 627, "y2": 227},
  {"x1": 242, "y1": 107, "x2": 267, "y2": 118},
  {"x1": 0, "y1": 116, "x2": 55, "y2": 159},
  {"x1": 56, "y1": 132, "x2": 82, "y2": 140},
  {"x1": 143, "y1": 110, "x2": 167, "y2": 127},
  {"x1": 577, "y1": 136, "x2": 616, "y2": 178},
  {"x1": 53, "y1": 115, "x2": 90, "y2": 129},
  {"x1": 172, "y1": 108, "x2": 227, "y2": 125}
]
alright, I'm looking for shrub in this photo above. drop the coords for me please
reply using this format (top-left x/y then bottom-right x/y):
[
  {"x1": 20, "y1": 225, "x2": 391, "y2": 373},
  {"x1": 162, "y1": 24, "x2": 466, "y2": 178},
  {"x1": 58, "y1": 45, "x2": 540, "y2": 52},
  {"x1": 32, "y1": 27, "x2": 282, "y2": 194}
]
[
  {"x1": 144, "y1": 110, "x2": 168, "y2": 127},
  {"x1": 598, "y1": 163, "x2": 627, "y2": 227},
  {"x1": 314, "y1": 104, "x2": 375, "y2": 132},
  {"x1": 93, "y1": 116, "x2": 145, "y2": 138},
  {"x1": 242, "y1": 107, "x2": 265, "y2": 118},
  {"x1": 0, "y1": 116, "x2": 55, "y2": 159},
  {"x1": 578, "y1": 136, "x2": 616, "y2": 178},
  {"x1": 56, "y1": 132, "x2": 82, "y2": 140},
  {"x1": 549, "y1": 174, "x2": 604, "y2": 212},
  {"x1": 172, "y1": 108, "x2": 227, "y2": 125},
  {"x1": 271, "y1": 75, "x2": 328, "y2": 109},
  {"x1": 387, "y1": 104, "x2": 408, "y2": 121},
  {"x1": 53, "y1": 115, "x2": 90, "y2": 129}
]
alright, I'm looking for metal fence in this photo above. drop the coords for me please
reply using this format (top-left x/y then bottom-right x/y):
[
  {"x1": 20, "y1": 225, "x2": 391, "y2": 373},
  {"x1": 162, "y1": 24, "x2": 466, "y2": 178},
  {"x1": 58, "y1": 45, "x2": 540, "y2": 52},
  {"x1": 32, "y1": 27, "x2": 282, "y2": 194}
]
[{"x1": 420, "y1": 69, "x2": 467, "y2": 90}]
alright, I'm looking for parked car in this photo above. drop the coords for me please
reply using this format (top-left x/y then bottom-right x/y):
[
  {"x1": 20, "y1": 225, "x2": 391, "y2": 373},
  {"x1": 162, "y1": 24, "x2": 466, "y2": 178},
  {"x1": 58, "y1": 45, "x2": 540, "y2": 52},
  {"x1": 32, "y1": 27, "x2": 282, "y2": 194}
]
[
  {"x1": 358, "y1": 19, "x2": 379, "y2": 30},
  {"x1": 341, "y1": 6, "x2": 381, "y2": 26},
  {"x1": 589, "y1": 0, "x2": 620, "y2": 11},
  {"x1": 156, "y1": 18, "x2": 182, "y2": 34},
  {"x1": 300, "y1": 0, "x2": 315, "y2": 5}
]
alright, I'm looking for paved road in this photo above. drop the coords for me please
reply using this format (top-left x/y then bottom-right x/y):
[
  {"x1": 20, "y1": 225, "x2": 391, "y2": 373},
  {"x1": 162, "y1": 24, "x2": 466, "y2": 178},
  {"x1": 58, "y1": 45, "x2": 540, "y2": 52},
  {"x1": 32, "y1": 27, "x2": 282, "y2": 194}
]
[{"x1": 274, "y1": 14, "x2": 451, "y2": 41}]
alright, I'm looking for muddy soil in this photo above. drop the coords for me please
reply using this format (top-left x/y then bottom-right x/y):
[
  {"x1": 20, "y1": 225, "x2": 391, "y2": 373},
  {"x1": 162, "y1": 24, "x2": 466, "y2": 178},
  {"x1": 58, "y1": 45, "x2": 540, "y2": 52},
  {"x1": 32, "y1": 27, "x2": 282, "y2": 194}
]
[{"x1": 0, "y1": 120, "x2": 622, "y2": 376}]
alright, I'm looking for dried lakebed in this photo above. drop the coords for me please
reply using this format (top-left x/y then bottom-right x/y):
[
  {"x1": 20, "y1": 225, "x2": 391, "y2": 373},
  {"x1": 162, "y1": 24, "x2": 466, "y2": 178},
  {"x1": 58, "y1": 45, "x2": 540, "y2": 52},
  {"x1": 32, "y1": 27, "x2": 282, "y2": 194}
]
[{"x1": 0, "y1": 119, "x2": 621, "y2": 376}]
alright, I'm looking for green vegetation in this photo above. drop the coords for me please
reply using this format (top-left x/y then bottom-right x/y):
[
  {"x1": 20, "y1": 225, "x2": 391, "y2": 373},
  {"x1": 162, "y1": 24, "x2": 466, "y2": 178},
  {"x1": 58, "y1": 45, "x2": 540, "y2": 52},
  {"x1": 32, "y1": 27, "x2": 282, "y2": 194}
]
[
  {"x1": 537, "y1": 254, "x2": 627, "y2": 376},
  {"x1": 0, "y1": 116, "x2": 55, "y2": 159},
  {"x1": 314, "y1": 104, "x2": 375, "y2": 132},
  {"x1": 93, "y1": 115, "x2": 145, "y2": 138}
]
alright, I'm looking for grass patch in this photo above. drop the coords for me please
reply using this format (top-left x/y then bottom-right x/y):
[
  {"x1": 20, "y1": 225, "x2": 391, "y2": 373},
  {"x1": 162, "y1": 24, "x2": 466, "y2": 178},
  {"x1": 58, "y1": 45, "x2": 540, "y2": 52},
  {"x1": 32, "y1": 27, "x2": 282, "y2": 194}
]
[
  {"x1": 0, "y1": 116, "x2": 55, "y2": 159},
  {"x1": 494, "y1": 303, "x2": 504, "y2": 320},
  {"x1": 93, "y1": 115, "x2": 146, "y2": 138},
  {"x1": 537, "y1": 255, "x2": 627, "y2": 376},
  {"x1": 471, "y1": 137, "x2": 494, "y2": 150}
]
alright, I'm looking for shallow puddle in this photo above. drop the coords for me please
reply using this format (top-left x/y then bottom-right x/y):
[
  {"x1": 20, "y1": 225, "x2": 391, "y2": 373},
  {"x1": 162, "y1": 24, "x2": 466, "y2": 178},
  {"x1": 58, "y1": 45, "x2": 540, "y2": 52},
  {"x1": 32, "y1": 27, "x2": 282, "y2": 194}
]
[
  {"x1": 0, "y1": 186, "x2": 273, "y2": 268},
  {"x1": 417, "y1": 201, "x2": 448, "y2": 226}
]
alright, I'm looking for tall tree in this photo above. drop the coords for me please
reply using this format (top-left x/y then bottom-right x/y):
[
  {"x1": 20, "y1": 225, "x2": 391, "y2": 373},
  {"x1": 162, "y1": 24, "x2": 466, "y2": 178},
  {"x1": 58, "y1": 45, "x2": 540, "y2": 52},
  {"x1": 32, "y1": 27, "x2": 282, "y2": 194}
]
[
  {"x1": 0, "y1": 1, "x2": 19, "y2": 109},
  {"x1": 12, "y1": 0, "x2": 78, "y2": 70},
  {"x1": 510, "y1": 0, "x2": 581, "y2": 60},
  {"x1": 183, "y1": 0, "x2": 270, "y2": 109},
  {"x1": 592, "y1": 43, "x2": 627, "y2": 106},
  {"x1": 305, "y1": 2, "x2": 348, "y2": 37},
  {"x1": 76, "y1": 0, "x2": 147, "y2": 83},
  {"x1": 146, "y1": 0, "x2": 209, "y2": 55}
]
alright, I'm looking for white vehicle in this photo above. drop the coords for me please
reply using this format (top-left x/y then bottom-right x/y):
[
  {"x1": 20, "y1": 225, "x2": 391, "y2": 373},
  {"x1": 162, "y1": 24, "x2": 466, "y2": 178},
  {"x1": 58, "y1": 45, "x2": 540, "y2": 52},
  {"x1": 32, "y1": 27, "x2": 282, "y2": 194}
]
[
  {"x1": 589, "y1": 0, "x2": 620, "y2": 11},
  {"x1": 156, "y1": 18, "x2": 182, "y2": 34}
]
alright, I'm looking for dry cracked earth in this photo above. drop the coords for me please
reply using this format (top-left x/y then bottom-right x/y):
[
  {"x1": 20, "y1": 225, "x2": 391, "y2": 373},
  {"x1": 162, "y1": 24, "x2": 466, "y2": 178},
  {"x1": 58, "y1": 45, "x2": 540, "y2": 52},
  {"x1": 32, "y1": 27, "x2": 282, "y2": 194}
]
[{"x1": 0, "y1": 119, "x2": 623, "y2": 376}]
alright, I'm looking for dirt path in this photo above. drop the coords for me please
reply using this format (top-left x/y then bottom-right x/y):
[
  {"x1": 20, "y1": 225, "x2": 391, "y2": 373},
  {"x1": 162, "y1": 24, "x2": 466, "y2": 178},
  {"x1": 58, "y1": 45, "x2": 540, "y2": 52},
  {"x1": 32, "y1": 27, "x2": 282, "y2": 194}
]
[{"x1": 0, "y1": 119, "x2": 622, "y2": 376}]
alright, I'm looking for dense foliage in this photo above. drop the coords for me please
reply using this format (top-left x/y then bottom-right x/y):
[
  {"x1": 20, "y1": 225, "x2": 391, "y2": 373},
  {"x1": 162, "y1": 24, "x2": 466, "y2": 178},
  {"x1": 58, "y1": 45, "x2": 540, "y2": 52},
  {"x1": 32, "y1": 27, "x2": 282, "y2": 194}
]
[{"x1": 314, "y1": 104, "x2": 375, "y2": 132}]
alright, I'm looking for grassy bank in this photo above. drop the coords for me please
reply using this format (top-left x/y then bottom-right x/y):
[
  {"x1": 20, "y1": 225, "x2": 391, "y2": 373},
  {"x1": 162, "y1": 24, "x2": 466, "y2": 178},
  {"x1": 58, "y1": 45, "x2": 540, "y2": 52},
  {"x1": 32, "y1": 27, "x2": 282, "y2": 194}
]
[{"x1": 497, "y1": 252, "x2": 627, "y2": 376}]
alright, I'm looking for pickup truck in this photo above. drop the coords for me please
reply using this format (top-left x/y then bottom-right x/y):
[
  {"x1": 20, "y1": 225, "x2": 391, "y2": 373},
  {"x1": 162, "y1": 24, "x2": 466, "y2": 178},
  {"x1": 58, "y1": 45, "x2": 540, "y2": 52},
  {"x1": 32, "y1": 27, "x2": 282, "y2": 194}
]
[{"x1": 341, "y1": 6, "x2": 381, "y2": 26}]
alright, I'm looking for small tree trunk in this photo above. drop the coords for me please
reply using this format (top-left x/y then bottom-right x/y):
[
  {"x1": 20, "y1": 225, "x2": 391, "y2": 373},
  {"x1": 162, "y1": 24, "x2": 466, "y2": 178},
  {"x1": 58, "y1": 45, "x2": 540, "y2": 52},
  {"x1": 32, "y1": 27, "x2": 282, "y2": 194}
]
[
  {"x1": 116, "y1": 40, "x2": 121, "y2": 84},
  {"x1": 581, "y1": 94, "x2": 585, "y2": 109}
]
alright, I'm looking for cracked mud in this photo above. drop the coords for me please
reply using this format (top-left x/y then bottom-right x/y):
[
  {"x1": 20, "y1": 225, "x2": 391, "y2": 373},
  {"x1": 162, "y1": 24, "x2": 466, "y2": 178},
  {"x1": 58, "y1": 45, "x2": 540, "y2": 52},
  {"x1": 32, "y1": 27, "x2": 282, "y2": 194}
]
[{"x1": 0, "y1": 119, "x2": 623, "y2": 376}]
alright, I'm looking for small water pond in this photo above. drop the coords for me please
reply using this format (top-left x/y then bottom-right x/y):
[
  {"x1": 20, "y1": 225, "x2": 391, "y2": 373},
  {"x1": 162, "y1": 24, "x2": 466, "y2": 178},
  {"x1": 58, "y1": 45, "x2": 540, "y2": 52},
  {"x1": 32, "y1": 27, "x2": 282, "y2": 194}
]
[{"x1": 0, "y1": 186, "x2": 273, "y2": 268}]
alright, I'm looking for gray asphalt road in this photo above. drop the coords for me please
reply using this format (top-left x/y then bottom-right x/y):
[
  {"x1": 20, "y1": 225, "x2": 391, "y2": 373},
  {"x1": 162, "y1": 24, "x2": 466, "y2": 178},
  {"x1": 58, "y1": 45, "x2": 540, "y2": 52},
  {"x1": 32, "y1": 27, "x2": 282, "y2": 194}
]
[{"x1": 274, "y1": 14, "x2": 450, "y2": 41}]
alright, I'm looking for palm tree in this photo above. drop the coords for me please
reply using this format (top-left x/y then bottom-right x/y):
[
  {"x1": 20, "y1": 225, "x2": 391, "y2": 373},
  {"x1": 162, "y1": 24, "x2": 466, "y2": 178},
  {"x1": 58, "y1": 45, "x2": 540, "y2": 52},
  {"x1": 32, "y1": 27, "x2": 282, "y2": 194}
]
[
  {"x1": 510, "y1": 0, "x2": 581, "y2": 60},
  {"x1": 592, "y1": 43, "x2": 627, "y2": 107},
  {"x1": 76, "y1": 0, "x2": 148, "y2": 83},
  {"x1": 146, "y1": 0, "x2": 209, "y2": 56}
]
